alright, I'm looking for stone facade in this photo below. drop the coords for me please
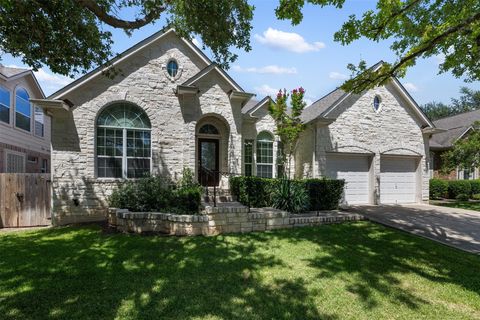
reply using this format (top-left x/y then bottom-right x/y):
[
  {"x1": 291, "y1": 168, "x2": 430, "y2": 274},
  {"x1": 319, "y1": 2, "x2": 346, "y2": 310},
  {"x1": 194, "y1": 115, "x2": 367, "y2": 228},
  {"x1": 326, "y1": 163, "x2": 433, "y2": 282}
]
[
  {"x1": 296, "y1": 84, "x2": 430, "y2": 203},
  {"x1": 110, "y1": 207, "x2": 364, "y2": 236},
  {"x1": 46, "y1": 29, "x2": 432, "y2": 225},
  {"x1": 48, "y1": 31, "x2": 272, "y2": 225}
]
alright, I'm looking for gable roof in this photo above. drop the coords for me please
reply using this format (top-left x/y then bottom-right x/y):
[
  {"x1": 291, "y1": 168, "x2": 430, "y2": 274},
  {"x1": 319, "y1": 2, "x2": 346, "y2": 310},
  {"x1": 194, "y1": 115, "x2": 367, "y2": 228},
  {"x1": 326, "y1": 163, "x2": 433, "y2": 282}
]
[
  {"x1": 182, "y1": 63, "x2": 244, "y2": 92},
  {"x1": 431, "y1": 109, "x2": 480, "y2": 148},
  {"x1": 0, "y1": 64, "x2": 45, "y2": 98},
  {"x1": 241, "y1": 96, "x2": 272, "y2": 116},
  {"x1": 48, "y1": 27, "x2": 211, "y2": 100},
  {"x1": 300, "y1": 61, "x2": 434, "y2": 128}
]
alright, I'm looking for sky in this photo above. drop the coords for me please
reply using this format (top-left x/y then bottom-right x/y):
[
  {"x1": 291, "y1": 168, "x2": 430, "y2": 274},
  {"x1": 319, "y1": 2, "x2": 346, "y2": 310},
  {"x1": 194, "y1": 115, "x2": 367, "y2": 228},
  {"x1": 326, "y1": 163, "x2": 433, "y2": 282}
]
[{"x1": 1, "y1": 0, "x2": 478, "y2": 106}]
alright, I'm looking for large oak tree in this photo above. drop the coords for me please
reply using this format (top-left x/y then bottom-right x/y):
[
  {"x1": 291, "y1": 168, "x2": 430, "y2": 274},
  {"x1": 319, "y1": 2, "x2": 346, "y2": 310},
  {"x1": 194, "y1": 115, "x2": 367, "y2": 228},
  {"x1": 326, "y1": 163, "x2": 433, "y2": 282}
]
[{"x1": 1, "y1": 0, "x2": 479, "y2": 92}]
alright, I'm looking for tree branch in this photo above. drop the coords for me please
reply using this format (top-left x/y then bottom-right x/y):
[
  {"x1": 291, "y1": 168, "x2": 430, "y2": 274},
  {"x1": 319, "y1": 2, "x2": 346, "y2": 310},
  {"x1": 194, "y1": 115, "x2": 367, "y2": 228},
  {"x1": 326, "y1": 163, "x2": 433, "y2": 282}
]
[
  {"x1": 351, "y1": 10, "x2": 480, "y2": 92},
  {"x1": 76, "y1": 0, "x2": 165, "y2": 30},
  {"x1": 370, "y1": 0, "x2": 422, "y2": 40}
]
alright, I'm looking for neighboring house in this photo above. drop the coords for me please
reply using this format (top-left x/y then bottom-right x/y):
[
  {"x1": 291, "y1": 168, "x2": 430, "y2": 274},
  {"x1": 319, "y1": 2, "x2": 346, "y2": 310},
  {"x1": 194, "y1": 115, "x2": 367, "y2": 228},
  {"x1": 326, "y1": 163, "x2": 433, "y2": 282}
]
[
  {"x1": 429, "y1": 110, "x2": 480, "y2": 180},
  {"x1": 0, "y1": 64, "x2": 50, "y2": 173},
  {"x1": 32, "y1": 28, "x2": 437, "y2": 225}
]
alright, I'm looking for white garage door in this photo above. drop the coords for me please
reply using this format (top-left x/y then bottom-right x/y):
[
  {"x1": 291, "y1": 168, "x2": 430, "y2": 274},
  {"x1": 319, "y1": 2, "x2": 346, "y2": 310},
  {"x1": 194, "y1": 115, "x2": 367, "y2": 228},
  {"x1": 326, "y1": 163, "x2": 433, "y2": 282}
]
[
  {"x1": 380, "y1": 157, "x2": 417, "y2": 204},
  {"x1": 326, "y1": 155, "x2": 370, "y2": 205}
]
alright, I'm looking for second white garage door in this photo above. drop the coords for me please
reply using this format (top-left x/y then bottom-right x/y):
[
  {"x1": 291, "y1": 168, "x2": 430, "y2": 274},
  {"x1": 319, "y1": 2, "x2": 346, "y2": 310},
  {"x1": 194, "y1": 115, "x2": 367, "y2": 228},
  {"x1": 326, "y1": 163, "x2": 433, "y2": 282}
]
[
  {"x1": 326, "y1": 155, "x2": 371, "y2": 205},
  {"x1": 380, "y1": 157, "x2": 417, "y2": 204}
]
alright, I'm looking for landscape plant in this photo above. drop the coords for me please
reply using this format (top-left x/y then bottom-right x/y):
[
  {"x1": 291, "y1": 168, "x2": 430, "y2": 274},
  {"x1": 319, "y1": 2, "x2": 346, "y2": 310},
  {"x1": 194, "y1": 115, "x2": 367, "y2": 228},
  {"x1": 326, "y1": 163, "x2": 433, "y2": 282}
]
[{"x1": 109, "y1": 167, "x2": 202, "y2": 214}]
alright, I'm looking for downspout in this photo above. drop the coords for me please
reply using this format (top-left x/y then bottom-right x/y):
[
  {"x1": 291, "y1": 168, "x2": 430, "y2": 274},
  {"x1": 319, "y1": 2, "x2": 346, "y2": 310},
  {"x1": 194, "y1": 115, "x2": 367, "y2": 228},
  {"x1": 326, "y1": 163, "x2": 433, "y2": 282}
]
[{"x1": 313, "y1": 124, "x2": 317, "y2": 178}]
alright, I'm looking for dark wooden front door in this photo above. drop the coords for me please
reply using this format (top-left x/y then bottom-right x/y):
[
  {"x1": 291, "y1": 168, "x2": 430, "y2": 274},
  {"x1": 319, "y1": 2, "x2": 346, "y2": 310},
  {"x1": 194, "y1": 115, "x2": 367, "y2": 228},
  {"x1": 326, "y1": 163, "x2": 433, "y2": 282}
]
[{"x1": 198, "y1": 138, "x2": 220, "y2": 186}]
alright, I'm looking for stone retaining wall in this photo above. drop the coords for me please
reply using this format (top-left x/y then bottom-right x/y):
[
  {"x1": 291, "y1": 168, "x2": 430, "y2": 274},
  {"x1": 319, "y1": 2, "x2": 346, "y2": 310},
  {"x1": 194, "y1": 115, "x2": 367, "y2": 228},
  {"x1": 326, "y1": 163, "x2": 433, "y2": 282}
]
[{"x1": 109, "y1": 207, "x2": 364, "y2": 236}]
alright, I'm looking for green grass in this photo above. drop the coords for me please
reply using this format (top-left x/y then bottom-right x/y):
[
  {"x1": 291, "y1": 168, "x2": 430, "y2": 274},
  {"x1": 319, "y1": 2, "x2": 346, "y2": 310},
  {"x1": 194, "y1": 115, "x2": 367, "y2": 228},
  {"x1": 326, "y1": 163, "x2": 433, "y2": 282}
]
[
  {"x1": 1, "y1": 222, "x2": 479, "y2": 320},
  {"x1": 433, "y1": 200, "x2": 480, "y2": 211}
]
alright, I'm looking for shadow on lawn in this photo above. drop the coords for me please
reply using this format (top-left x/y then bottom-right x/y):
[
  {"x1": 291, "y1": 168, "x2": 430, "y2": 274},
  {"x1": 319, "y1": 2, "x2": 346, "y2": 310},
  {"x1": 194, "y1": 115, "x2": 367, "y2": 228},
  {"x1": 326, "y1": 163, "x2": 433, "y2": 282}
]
[
  {"x1": 0, "y1": 225, "x2": 336, "y2": 320},
  {"x1": 0, "y1": 223, "x2": 479, "y2": 319}
]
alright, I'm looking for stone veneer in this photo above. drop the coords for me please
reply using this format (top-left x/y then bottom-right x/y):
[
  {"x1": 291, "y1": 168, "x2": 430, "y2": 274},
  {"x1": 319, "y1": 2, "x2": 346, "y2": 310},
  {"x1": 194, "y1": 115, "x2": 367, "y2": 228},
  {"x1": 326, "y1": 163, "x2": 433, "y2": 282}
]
[
  {"x1": 109, "y1": 207, "x2": 365, "y2": 236},
  {"x1": 296, "y1": 83, "x2": 430, "y2": 203}
]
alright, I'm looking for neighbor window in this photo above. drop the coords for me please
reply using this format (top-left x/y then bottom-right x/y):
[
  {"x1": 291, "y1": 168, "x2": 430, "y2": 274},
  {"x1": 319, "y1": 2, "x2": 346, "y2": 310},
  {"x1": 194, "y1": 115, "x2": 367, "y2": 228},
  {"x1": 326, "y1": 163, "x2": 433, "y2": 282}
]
[
  {"x1": 244, "y1": 139, "x2": 253, "y2": 176},
  {"x1": 167, "y1": 60, "x2": 178, "y2": 77},
  {"x1": 34, "y1": 106, "x2": 44, "y2": 137},
  {"x1": 96, "y1": 102, "x2": 151, "y2": 179},
  {"x1": 6, "y1": 151, "x2": 25, "y2": 173},
  {"x1": 256, "y1": 131, "x2": 274, "y2": 178},
  {"x1": 41, "y1": 159, "x2": 48, "y2": 173},
  {"x1": 15, "y1": 87, "x2": 31, "y2": 131},
  {"x1": 0, "y1": 86, "x2": 10, "y2": 124}
]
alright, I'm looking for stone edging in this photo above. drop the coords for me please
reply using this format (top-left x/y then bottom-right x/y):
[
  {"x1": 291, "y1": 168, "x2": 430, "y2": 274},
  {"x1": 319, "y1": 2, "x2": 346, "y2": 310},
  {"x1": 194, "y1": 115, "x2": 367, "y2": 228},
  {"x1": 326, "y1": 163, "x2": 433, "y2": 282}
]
[{"x1": 109, "y1": 207, "x2": 365, "y2": 236}]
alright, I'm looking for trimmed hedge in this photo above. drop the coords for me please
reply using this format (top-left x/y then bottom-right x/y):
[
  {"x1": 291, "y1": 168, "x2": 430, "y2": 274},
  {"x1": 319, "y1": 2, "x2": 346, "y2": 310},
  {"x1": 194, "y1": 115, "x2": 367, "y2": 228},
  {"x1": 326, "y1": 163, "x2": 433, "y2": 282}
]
[
  {"x1": 429, "y1": 179, "x2": 448, "y2": 199},
  {"x1": 470, "y1": 180, "x2": 480, "y2": 195},
  {"x1": 109, "y1": 174, "x2": 202, "y2": 214},
  {"x1": 229, "y1": 176, "x2": 345, "y2": 211},
  {"x1": 448, "y1": 180, "x2": 472, "y2": 199}
]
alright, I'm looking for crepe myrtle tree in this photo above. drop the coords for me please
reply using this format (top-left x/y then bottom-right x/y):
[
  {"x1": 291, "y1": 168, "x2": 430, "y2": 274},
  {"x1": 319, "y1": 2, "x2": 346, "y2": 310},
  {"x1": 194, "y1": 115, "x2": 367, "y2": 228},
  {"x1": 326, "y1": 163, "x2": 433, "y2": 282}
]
[
  {"x1": 269, "y1": 87, "x2": 307, "y2": 179},
  {"x1": 441, "y1": 121, "x2": 480, "y2": 175}
]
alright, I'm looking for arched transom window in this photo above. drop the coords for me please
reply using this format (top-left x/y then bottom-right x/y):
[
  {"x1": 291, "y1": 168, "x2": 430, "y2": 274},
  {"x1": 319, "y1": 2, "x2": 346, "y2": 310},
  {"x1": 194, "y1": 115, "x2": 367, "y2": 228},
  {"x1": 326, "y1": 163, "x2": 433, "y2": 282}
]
[
  {"x1": 96, "y1": 102, "x2": 151, "y2": 178},
  {"x1": 256, "y1": 131, "x2": 274, "y2": 178},
  {"x1": 199, "y1": 124, "x2": 219, "y2": 135}
]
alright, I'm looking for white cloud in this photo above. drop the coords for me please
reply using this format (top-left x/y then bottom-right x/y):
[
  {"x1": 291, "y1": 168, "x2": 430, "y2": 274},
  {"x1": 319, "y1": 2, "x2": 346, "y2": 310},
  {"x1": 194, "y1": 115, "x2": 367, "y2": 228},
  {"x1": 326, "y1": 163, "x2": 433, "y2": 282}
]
[
  {"x1": 328, "y1": 71, "x2": 349, "y2": 80},
  {"x1": 304, "y1": 98, "x2": 314, "y2": 106},
  {"x1": 7, "y1": 64, "x2": 72, "y2": 92},
  {"x1": 403, "y1": 82, "x2": 419, "y2": 92},
  {"x1": 254, "y1": 28, "x2": 325, "y2": 53},
  {"x1": 434, "y1": 53, "x2": 445, "y2": 65},
  {"x1": 233, "y1": 64, "x2": 297, "y2": 75},
  {"x1": 254, "y1": 84, "x2": 279, "y2": 97}
]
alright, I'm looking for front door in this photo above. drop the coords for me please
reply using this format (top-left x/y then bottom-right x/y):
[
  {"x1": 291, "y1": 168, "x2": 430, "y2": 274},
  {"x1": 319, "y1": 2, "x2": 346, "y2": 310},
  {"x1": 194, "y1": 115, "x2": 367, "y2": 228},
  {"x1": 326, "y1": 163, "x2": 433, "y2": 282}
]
[{"x1": 198, "y1": 138, "x2": 219, "y2": 186}]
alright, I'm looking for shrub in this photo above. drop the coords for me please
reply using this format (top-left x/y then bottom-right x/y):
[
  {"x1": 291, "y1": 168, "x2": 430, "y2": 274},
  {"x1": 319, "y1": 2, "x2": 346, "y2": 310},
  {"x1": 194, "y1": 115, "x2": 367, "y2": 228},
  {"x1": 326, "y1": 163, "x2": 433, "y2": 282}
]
[
  {"x1": 272, "y1": 179, "x2": 309, "y2": 213},
  {"x1": 304, "y1": 178, "x2": 345, "y2": 210},
  {"x1": 109, "y1": 168, "x2": 202, "y2": 214},
  {"x1": 230, "y1": 176, "x2": 345, "y2": 211},
  {"x1": 429, "y1": 179, "x2": 448, "y2": 199},
  {"x1": 448, "y1": 180, "x2": 472, "y2": 199},
  {"x1": 456, "y1": 193, "x2": 470, "y2": 201},
  {"x1": 471, "y1": 193, "x2": 480, "y2": 200},
  {"x1": 469, "y1": 180, "x2": 480, "y2": 195}
]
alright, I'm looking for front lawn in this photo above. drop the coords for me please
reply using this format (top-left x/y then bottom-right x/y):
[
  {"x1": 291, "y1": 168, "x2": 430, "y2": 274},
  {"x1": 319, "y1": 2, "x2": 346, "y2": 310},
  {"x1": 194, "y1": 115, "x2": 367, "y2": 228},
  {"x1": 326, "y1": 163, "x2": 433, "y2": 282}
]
[
  {"x1": 431, "y1": 200, "x2": 480, "y2": 212},
  {"x1": 1, "y1": 223, "x2": 479, "y2": 320}
]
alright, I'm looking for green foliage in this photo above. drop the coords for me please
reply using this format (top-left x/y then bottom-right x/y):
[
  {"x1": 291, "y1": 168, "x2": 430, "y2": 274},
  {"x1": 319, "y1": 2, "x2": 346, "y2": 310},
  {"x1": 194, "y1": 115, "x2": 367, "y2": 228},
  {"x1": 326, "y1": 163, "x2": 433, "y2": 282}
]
[
  {"x1": 469, "y1": 180, "x2": 480, "y2": 195},
  {"x1": 276, "y1": 0, "x2": 480, "y2": 93},
  {"x1": 0, "y1": 0, "x2": 254, "y2": 75},
  {"x1": 447, "y1": 180, "x2": 472, "y2": 200},
  {"x1": 269, "y1": 87, "x2": 307, "y2": 178},
  {"x1": 422, "y1": 87, "x2": 480, "y2": 121},
  {"x1": 304, "y1": 178, "x2": 345, "y2": 210},
  {"x1": 109, "y1": 168, "x2": 202, "y2": 214},
  {"x1": 456, "y1": 193, "x2": 470, "y2": 201},
  {"x1": 441, "y1": 121, "x2": 480, "y2": 173},
  {"x1": 429, "y1": 179, "x2": 449, "y2": 200},
  {"x1": 272, "y1": 179, "x2": 310, "y2": 214},
  {"x1": 230, "y1": 176, "x2": 345, "y2": 212},
  {"x1": 471, "y1": 193, "x2": 480, "y2": 200}
]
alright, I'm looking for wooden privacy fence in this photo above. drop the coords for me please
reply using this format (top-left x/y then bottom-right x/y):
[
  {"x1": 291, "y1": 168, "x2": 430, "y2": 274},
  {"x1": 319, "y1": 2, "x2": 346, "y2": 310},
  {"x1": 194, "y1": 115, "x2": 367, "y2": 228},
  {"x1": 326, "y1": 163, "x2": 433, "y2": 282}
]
[{"x1": 0, "y1": 174, "x2": 51, "y2": 228}]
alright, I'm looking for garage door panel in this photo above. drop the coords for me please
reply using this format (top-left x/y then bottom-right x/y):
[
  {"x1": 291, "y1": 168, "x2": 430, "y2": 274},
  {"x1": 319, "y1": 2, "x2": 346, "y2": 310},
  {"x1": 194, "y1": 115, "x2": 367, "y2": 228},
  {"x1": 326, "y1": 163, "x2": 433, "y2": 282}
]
[
  {"x1": 380, "y1": 157, "x2": 417, "y2": 204},
  {"x1": 326, "y1": 155, "x2": 370, "y2": 205}
]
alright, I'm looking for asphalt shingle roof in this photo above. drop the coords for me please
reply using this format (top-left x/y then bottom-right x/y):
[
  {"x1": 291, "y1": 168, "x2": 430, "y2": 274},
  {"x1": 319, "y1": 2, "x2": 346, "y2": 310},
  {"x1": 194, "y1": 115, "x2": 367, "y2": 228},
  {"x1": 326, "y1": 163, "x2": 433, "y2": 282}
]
[
  {"x1": 300, "y1": 88, "x2": 346, "y2": 123},
  {"x1": 431, "y1": 109, "x2": 480, "y2": 148}
]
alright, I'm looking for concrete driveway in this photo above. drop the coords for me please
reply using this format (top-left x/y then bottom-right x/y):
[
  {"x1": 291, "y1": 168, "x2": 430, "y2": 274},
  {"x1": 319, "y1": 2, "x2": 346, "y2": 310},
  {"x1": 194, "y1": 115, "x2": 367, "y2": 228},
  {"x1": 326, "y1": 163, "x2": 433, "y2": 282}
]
[{"x1": 349, "y1": 204, "x2": 480, "y2": 254}]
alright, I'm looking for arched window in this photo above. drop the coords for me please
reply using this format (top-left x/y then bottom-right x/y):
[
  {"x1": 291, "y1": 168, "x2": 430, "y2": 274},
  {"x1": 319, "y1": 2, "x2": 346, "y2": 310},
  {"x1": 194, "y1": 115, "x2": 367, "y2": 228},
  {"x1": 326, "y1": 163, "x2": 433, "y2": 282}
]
[
  {"x1": 167, "y1": 60, "x2": 178, "y2": 78},
  {"x1": 15, "y1": 87, "x2": 31, "y2": 131},
  {"x1": 256, "y1": 131, "x2": 274, "y2": 178},
  {"x1": 199, "y1": 124, "x2": 219, "y2": 135},
  {"x1": 96, "y1": 102, "x2": 151, "y2": 178},
  {"x1": 0, "y1": 85, "x2": 10, "y2": 124}
]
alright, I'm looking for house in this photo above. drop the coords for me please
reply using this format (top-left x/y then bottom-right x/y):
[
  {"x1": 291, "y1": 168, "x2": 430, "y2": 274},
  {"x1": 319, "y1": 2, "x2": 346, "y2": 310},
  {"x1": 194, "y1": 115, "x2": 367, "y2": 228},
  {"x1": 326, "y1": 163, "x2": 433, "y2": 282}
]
[
  {"x1": 32, "y1": 28, "x2": 437, "y2": 225},
  {"x1": 0, "y1": 64, "x2": 50, "y2": 173},
  {"x1": 429, "y1": 110, "x2": 480, "y2": 180}
]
